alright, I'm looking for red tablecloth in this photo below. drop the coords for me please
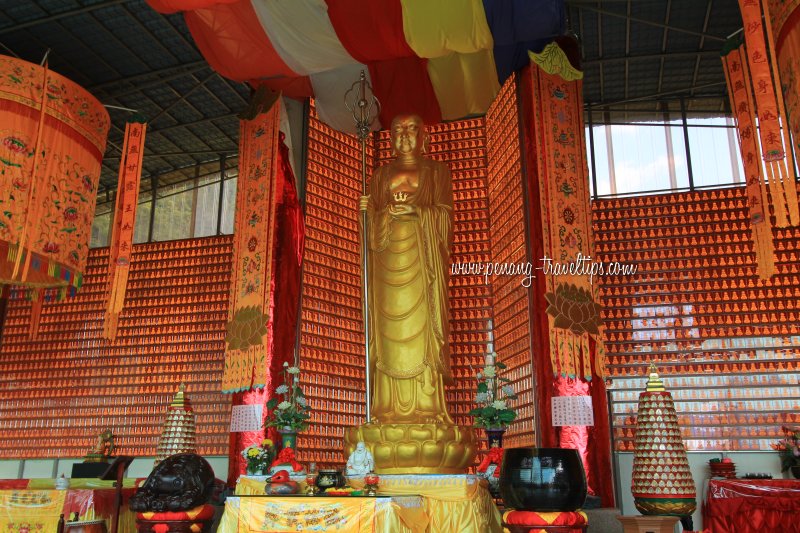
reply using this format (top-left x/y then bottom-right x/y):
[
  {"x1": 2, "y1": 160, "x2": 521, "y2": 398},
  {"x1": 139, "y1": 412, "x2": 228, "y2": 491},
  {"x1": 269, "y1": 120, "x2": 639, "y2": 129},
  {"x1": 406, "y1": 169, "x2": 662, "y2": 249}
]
[{"x1": 703, "y1": 479, "x2": 800, "y2": 533}]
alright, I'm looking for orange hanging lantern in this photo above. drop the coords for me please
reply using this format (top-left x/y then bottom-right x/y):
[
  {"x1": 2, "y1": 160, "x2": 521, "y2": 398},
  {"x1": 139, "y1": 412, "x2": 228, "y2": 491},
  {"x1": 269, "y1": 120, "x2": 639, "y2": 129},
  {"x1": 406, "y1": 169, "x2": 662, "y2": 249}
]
[
  {"x1": 103, "y1": 118, "x2": 146, "y2": 340},
  {"x1": 0, "y1": 55, "x2": 109, "y2": 301}
]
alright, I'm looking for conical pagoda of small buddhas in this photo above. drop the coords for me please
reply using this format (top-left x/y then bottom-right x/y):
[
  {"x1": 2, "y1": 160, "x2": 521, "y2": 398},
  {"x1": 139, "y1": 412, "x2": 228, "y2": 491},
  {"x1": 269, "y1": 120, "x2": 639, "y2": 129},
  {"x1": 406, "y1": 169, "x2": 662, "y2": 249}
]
[
  {"x1": 154, "y1": 383, "x2": 197, "y2": 465},
  {"x1": 631, "y1": 364, "x2": 696, "y2": 517}
]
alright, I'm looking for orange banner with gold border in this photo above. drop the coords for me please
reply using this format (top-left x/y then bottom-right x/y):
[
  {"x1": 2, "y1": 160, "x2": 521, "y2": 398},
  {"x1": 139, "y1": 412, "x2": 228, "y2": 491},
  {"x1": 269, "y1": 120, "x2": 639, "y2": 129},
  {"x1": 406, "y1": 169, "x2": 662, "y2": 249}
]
[
  {"x1": 103, "y1": 119, "x2": 146, "y2": 340},
  {"x1": 222, "y1": 98, "x2": 280, "y2": 393},
  {"x1": 721, "y1": 44, "x2": 775, "y2": 279},
  {"x1": 738, "y1": 0, "x2": 799, "y2": 227},
  {"x1": 527, "y1": 42, "x2": 605, "y2": 380}
]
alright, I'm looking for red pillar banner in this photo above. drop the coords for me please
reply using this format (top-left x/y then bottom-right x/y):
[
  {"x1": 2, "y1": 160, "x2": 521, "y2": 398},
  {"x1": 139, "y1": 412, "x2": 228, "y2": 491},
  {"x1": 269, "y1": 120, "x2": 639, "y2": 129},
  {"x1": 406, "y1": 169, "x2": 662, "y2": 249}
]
[
  {"x1": 223, "y1": 96, "x2": 281, "y2": 393},
  {"x1": 519, "y1": 39, "x2": 614, "y2": 506},
  {"x1": 721, "y1": 44, "x2": 776, "y2": 279},
  {"x1": 103, "y1": 120, "x2": 146, "y2": 340},
  {"x1": 738, "y1": 0, "x2": 799, "y2": 227},
  {"x1": 226, "y1": 123, "x2": 305, "y2": 485}
]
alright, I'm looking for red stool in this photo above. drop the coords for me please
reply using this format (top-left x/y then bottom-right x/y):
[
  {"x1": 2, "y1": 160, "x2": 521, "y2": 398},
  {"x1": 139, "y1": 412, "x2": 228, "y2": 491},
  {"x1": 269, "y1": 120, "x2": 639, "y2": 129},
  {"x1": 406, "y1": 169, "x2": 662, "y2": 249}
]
[
  {"x1": 135, "y1": 504, "x2": 215, "y2": 533},
  {"x1": 502, "y1": 510, "x2": 589, "y2": 533}
]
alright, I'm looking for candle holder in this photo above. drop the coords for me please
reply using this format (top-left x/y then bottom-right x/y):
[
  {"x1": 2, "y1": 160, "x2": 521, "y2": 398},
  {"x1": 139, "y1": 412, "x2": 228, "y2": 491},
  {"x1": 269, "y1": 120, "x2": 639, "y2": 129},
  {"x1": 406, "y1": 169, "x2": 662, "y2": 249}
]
[
  {"x1": 305, "y1": 473, "x2": 319, "y2": 495},
  {"x1": 364, "y1": 473, "x2": 380, "y2": 497}
]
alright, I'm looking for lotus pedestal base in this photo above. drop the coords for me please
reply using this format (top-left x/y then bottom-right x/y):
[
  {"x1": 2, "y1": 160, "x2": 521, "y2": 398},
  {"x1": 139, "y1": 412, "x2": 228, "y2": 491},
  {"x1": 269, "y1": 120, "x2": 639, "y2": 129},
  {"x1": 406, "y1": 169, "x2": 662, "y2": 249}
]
[{"x1": 344, "y1": 422, "x2": 477, "y2": 474}]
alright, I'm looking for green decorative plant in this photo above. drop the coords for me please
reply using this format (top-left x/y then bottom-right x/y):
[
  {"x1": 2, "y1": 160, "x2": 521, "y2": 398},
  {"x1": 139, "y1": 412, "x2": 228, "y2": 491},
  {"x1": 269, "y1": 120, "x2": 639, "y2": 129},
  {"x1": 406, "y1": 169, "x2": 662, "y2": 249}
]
[
  {"x1": 771, "y1": 425, "x2": 800, "y2": 472},
  {"x1": 468, "y1": 352, "x2": 518, "y2": 429},
  {"x1": 265, "y1": 362, "x2": 311, "y2": 432}
]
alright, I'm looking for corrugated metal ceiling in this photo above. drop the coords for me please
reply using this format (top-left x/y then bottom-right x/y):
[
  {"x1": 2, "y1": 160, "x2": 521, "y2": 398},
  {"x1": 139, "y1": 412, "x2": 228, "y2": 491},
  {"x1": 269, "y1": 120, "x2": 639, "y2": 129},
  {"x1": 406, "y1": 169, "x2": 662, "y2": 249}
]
[{"x1": 0, "y1": 0, "x2": 743, "y2": 193}]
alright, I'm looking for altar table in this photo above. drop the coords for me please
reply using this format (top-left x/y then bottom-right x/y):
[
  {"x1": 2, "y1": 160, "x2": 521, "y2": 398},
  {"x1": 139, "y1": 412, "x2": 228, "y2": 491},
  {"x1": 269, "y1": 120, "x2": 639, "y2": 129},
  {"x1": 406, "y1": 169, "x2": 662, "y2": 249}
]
[
  {"x1": 231, "y1": 474, "x2": 502, "y2": 532},
  {"x1": 702, "y1": 478, "x2": 800, "y2": 533}
]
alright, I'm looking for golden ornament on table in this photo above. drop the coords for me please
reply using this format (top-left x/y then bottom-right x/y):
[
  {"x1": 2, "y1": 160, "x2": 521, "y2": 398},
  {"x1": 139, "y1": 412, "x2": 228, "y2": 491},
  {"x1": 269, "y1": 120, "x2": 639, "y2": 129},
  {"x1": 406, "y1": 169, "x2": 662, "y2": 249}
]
[
  {"x1": 83, "y1": 429, "x2": 115, "y2": 463},
  {"x1": 344, "y1": 114, "x2": 477, "y2": 473}
]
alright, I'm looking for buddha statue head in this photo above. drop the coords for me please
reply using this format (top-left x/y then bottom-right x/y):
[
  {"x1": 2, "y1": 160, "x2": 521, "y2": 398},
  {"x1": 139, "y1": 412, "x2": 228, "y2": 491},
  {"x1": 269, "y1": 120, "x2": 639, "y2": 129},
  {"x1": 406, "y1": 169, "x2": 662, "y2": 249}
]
[{"x1": 390, "y1": 114, "x2": 428, "y2": 159}]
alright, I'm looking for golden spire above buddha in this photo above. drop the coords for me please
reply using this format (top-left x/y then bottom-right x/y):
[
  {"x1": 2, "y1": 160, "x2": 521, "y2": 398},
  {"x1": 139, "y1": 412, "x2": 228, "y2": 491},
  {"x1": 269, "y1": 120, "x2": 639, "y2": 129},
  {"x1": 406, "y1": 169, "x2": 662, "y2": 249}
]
[
  {"x1": 645, "y1": 363, "x2": 666, "y2": 392},
  {"x1": 345, "y1": 114, "x2": 476, "y2": 473}
]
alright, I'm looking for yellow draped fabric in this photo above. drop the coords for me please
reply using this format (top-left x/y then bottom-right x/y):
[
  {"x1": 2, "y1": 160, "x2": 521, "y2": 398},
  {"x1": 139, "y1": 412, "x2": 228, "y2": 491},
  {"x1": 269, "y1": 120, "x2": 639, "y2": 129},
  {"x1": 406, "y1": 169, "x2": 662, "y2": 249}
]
[
  {"x1": 400, "y1": 0, "x2": 493, "y2": 57},
  {"x1": 233, "y1": 474, "x2": 501, "y2": 533},
  {"x1": 400, "y1": 0, "x2": 499, "y2": 120},
  {"x1": 0, "y1": 490, "x2": 66, "y2": 532},
  {"x1": 427, "y1": 50, "x2": 500, "y2": 120}
]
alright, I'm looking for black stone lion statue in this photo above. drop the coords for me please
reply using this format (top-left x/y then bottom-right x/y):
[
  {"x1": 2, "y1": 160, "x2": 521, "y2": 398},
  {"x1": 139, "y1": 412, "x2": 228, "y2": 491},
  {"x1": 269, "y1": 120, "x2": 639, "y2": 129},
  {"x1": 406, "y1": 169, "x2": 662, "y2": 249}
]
[{"x1": 130, "y1": 453, "x2": 215, "y2": 512}]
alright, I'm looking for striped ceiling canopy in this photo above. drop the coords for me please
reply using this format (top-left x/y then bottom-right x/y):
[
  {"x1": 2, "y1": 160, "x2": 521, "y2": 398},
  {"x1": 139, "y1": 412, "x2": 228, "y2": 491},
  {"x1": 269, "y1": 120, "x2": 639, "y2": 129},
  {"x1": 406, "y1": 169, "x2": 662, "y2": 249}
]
[{"x1": 147, "y1": 0, "x2": 564, "y2": 133}]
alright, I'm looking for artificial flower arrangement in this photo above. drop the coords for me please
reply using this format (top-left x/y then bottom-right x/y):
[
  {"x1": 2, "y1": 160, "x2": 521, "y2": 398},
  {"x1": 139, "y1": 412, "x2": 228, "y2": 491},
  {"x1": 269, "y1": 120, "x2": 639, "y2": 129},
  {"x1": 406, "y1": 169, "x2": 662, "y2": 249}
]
[
  {"x1": 771, "y1": 425, "x2": 800, "y2": 472},
  {"x1": 468, "y1": 352, "x2": 518, "y2": 429},
  {"x1": 265, "y1": 362, "x2": 311, "y2": 432},
  {"x1": 242, "y1": 439, "x2": 275, "y2": 474}
]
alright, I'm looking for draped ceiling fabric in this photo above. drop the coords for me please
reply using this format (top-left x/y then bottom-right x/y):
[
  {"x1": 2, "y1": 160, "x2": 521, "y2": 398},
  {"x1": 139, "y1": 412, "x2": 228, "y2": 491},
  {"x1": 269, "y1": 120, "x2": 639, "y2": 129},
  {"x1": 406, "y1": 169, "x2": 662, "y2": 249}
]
[{"x1": 145, "y1": 0, "x2": 564, "y2": 133}]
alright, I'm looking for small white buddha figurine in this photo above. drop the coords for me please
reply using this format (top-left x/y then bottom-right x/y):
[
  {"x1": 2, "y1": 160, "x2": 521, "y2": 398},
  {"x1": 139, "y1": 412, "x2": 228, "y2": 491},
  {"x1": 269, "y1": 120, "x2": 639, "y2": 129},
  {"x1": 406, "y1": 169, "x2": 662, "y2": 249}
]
[{"x1": 346, "y1": 442, "x2": 374, "y2": 476}]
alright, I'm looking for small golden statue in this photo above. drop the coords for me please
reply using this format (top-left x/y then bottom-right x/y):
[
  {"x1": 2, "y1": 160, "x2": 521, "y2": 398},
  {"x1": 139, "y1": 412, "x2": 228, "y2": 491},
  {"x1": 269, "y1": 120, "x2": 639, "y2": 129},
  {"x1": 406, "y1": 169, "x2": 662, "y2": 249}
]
[
  {"x1": 83, "y1": 428, "x2": 115, "y2": 462},
  {"x1": 344, "y1": 114, "x2": 477, "y2": 473}
]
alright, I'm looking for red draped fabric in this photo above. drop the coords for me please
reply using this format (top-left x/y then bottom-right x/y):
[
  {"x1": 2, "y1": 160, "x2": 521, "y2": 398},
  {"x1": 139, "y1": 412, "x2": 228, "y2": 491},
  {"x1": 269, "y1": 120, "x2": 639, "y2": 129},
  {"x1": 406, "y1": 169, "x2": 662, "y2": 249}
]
[
  {"x1": 182, "y1": 0, "x2": 298, "y2": 82},
  {"x1": 325, "y1": 0, "x2": 413, "y2": 62},
  {"x1": 324, "y1": 0, "x2": 445, "y2": 123},
  {"x1": 226, "y1": 132, "x2": 304, "y2": 486},
  {"x1": 368, "y1": 57, "x2": 443, "y2": 132},
  {"x1": 703, "y1": 479, "x2": 800, "y2": 533}
]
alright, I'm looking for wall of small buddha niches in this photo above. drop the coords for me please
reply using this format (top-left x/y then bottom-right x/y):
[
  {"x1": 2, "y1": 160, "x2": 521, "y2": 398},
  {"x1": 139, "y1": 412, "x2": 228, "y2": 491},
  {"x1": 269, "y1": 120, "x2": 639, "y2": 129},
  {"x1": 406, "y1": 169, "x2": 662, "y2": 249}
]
[
  {"x1": 298, "y1": 78, "x2": 536, "y2": 467},
  {"x1": 0, "y1": 236, "x2": 232, "y2": 459},
  {"x1": 483, "y1": 77, "x2": 536, "y2": 449},
  {"x1": 296, "y1": 105, "x2": 371, "y2": 464},
  {"x1": 593, "y1": 187, "x2": 800, "y2": 452}
]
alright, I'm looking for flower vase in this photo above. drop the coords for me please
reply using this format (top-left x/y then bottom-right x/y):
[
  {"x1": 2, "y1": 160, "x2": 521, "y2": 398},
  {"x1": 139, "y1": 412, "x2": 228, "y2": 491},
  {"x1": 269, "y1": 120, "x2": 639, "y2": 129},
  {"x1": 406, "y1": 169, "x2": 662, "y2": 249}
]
[
  {"x1": 485, "y1": 427, "x2": 506, "y2": 449},
  {"x1": 791, "y1": 465, "x2": 800, "y2": 479},
  {"x1": 246, "y1": 465, "x2": 265, "y2": 476},
  {"x1": 278, "y1": 428, "x2": 298, "y2": 450}
]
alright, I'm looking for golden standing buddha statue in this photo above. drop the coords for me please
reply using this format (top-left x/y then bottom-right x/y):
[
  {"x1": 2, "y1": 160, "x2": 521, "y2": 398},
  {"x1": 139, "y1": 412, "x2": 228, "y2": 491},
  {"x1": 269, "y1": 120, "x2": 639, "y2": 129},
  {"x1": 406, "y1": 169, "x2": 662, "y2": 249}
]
[{"x1": 344, "y1": 115, "x2": 477, "y2": 473}]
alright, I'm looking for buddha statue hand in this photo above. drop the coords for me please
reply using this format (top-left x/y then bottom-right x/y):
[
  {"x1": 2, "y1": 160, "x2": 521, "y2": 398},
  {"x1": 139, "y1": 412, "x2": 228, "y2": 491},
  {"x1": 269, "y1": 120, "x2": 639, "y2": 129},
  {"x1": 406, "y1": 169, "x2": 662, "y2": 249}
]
[
  {"x1": 388, "y1": 203, "x2": 414, "y2": 216},
  {"x1": 359, "y1": 195, "x2": 370, "y2": 212}
]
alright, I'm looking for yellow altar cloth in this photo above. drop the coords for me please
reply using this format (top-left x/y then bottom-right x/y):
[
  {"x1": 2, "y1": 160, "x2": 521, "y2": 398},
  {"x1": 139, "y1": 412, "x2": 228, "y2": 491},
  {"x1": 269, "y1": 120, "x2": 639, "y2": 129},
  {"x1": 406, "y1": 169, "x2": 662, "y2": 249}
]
[
  {"x1": 0, "y1": 487, "x2": 137, "y2": 533},
  {"x1": 232, "y1": 474, "x2": 501, "y2": 533},
  {"x1": 0, "y1": 489, "x2": 66, "y2": 532},
  {"x1": 219, "y1": 496, "x2": 426, "y2": 533}
]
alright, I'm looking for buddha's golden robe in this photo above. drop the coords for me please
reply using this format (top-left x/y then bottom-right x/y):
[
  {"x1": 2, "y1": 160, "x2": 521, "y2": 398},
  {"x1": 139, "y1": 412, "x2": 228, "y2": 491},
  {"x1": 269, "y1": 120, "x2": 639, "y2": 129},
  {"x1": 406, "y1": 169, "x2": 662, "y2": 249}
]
[{"x1": 365, "y1": 158, "x2": 454, "y2": 424}]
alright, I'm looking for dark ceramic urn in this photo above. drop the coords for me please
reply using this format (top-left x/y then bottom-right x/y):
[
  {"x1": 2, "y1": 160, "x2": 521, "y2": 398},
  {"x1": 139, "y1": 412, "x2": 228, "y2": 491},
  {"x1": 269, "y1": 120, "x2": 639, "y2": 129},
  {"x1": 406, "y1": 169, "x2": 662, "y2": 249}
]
[{"x1": 499, "y1": 447, "x2": 587, "y2": 512}]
